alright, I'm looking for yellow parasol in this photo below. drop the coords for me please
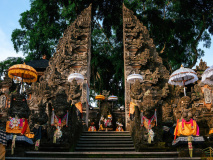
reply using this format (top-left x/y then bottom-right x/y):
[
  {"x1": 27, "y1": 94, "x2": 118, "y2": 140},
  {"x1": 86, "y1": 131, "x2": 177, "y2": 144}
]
[
  {"x1": 95, "y1": 94, "x2": 105, "y2": 100},
  {"x1": 95, "y1": 94, "x2": 105, "y2": 109},
  {"x1": 8, "y1": 63, "x2": 38, "y2": 83}
]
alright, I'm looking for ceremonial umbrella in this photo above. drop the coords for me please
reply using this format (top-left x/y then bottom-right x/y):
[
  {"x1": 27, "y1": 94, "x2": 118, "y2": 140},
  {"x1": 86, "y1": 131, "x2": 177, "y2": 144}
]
[
  {"x1": 127, "y1": 73, "x2": 143, "y2": 83},
  {"x1": 201, "y1": 65, "x2": 213, "y2": 85},
  {"x1": 108, "y1": 95, "x2": 118, "y2": 110},
  {"x1": 95, "y1": 94, "x2": 105, "y2": 108},
  {"x1": 168, "y1": 65, "x2": 198, "y2": 96},
  {"x1": 68, "y1": 73, "x2": 84, "y2": 83},
  {"x1": 8, "y1": 63, "x2": 38, "y2": 93},
  {"x1": 95, "y1": 94, "x2": 105, "y2": 100},
  {"x1": 8, "y1": 63, "x2": 38, "y2": 83}
]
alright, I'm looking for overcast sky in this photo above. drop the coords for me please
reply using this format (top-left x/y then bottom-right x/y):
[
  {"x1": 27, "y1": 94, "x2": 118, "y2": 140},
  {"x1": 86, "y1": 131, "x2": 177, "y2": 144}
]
[{"x1": 0, "y1": 0, "x2": 212, "y2": 69}]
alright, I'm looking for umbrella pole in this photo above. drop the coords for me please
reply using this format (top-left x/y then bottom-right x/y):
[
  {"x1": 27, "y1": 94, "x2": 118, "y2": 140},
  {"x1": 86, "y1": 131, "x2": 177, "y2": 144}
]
[
  {"x1": 184, "y1": 87, "x2": 186, "y2": 96},
  {"x1": 183, "y1": 80, "x2": 186, "y2": 96}
]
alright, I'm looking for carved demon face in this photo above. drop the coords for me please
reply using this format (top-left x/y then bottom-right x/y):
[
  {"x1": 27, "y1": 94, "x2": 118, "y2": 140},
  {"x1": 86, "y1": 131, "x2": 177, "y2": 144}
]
[
  {"x1": 52, "y1": 89, "x2": 70, "y2": 118},
  {"x1": 9, "y1": 93, "x2": 30, "y2": 118},
  {"x1": 141, "y1": 94, "x2": 157, "y2": 119}
]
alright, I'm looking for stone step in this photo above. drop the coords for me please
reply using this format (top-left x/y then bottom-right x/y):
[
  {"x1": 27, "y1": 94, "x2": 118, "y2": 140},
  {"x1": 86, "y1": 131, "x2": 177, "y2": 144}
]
[
  {"x1": 75, "y1": 147, "x2": 136, "y2": 152},
  {"x1": 5, "y1": 157, "x2": 202, "y2": 160},
  {"x1": 76, "y1": 143, "x2": 134, "y2": 147},
  {"x1": 77, "y1": 140, "x2": 133, "y2": 144},
  {"x1": 81, "y1": 131, "x2": 130, "y2": 136},
  {"x1": 6, "y1": 151, "x2": 201, "y2": 159},
  {"x1": 25, "y1": 151, "x2": 180, "y2": 157},
  {"x1": 79, "y1": 137, "x2": 132, "y2": 141},
  {"x1": 80, "y1": 135, "x2": 132, "y2": 138}
]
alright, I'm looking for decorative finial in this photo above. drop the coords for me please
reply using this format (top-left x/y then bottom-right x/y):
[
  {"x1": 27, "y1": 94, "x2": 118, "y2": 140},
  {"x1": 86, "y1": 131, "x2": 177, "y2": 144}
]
[{"x1": 181, "y1": 64, "x2": 183, "y2": 68}]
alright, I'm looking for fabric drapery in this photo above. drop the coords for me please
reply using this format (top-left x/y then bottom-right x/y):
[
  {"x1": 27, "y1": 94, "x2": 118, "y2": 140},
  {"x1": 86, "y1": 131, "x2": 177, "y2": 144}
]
[
  {"x1": 174, "y1": 118, "x2": 199, "y2": 139},
  {"x1": 6, "y1": 118, "x2": 33, "y2": 138},
  {"x1": 141, "y1": 109, "x2": 157, "y2": 130},
  {"x1": 51, "y1": 109, "x2": 68, "y2": 127},
  {"x1": 129, "y1": 102, "x2": 136, "y2": 116}
]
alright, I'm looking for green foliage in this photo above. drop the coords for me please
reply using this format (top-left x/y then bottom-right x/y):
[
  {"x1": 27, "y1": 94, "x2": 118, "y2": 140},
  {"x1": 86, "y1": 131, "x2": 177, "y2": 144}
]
[
  {"x1": 10, "y1": 0, "x2": 213, "y2": 105},
  {"x1": 0, "y1": 57, "x2": 24, "y2": 79},
  {"x1": 124, "y1": 0, "x2": 213, "y2": 70}
]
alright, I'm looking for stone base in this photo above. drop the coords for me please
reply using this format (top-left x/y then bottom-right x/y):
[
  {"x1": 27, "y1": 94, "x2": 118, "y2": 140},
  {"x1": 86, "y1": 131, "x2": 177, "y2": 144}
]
[
  {"x1": 172, "y1": 136, "x2": 204, "y2": 146},
  {"x1": 99, "y1": 128, "x2": 114, "y2": 131}
]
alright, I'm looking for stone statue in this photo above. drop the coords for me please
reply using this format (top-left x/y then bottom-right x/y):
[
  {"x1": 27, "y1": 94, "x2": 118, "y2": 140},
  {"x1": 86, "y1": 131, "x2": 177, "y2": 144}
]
[
  {"x1": 6, "y1": 91, "x2": 34, "y2": 154},
  {"x1": 48, "y1": 88, "x2": 72, "y2": 144},
  {"x1": 173, "y1": 96, "x2": 199, "y2": 138},
  {"x1": 68, "y1": 79, "x2": 81, "y2": 103}
]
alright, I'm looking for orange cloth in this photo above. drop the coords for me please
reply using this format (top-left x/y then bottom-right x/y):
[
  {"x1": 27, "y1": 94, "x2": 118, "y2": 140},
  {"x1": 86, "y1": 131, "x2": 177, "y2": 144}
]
[
  {"x1": 209, "y1": 128, "x2": 213, "y2": 135},
  {"x1": 143, "y1": 119, "x2": 156, "y2": 130},
  {"x1": 174, "y1": 120, "x2": 198, "y2": 137},
  {"x1": 6, "y1": 118, "x2": 33, "y2": 138},
  {"x1": 129, "y1": 102, "x2": 136, "y2": 116},
  {"x1": 75, "y1": 102, "x2": 83, "y2": 113},
  {"x1": 88, "y1": 126, "x2": 96, "y2": 131},
  {"x1": 116, "y1": 127, "x2": 124, "y2": 132}
]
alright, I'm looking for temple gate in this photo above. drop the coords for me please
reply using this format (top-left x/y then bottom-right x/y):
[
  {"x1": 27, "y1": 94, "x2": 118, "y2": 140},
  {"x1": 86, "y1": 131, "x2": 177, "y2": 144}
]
[
  {"x1": 27, "y1": 4, "x2": 92, "y2": 126},
  {"x1": 123, "y1": 4, "x2": 170, "y2": 130}
]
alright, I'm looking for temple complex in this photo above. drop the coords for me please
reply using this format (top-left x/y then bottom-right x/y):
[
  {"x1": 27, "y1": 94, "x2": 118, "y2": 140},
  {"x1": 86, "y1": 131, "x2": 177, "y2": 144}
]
[{"x1": 0, "y1": 3, "x2": 213, "y2": 159}]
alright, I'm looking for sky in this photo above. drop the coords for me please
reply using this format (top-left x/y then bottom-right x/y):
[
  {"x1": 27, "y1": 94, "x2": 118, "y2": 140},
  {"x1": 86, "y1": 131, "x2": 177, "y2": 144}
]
[{"x1": 0, "y1": 0, "x2": 212, "y2": 69}]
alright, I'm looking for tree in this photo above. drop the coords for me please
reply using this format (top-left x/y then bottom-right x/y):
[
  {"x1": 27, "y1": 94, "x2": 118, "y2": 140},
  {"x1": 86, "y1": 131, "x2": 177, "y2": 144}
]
[
  {"x1": 124, "y1": 0, "x2": 213, "y2": 70},
  {"x1": 10, "y1": 0, "x2": 213, "y2": 104},
  {"x1": 0, "y1": 57, "x2": 24, "y2": 80}
]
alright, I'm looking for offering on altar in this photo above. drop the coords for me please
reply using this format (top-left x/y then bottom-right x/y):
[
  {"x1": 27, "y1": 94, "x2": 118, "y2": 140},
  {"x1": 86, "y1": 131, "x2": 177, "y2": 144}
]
[
  {"x1": 116, "y1": 122, "x2": 124, "y2": 132},
  {"x1": 6, "y1": 92, "x2": 34, "y2": 154},
  {"x1": 141, "y1": 109, "x2": 157, "y2": 143},
  {"x1": 99, "y1": 114, "x2": 113, "y2": 131},
  {"x1": 88, "y1": 122, "x2": 96, "y2": 131},
  {"x1": 173, "y1": 96, "x2": 199, "y2": 139},
  {"x1": 174, "y1": 118, "x2": 199, "y2": 138}
]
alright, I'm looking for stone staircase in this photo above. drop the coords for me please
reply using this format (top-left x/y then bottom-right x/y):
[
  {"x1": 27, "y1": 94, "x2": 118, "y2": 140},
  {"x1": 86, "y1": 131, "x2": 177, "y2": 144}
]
[
  {"x1": 5, "y1": 131, "x2": 202, "y2": 160},
  {"x1": 75, "y1": 131, "x2": 135, "y2": 152}
]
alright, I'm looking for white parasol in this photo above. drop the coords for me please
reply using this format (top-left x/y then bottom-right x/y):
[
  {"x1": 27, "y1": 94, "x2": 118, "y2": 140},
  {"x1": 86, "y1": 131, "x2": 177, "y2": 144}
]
[
  {"x1": 108, "y1": 95, "x2": 118, "y2": 101},
  {"x1": 108, "y1": 95, "x2": 118, "y2": 110},
  {"x1": 127, "y1": 74, "x2": 143, "y2": 83},
  {"x1": 68, "y1": 73, "x2": 84, "y2": 83},
  {"x1": 201, "y1": 65, "x2": 213, "y2": 85},
  {"x1": 168, "y1": 65, "x2": 198, "y2": 96}
]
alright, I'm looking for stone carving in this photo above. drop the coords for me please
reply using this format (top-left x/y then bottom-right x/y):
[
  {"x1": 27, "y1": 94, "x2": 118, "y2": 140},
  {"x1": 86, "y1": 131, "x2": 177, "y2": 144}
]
[
  {"x1": 123, "y1": 4, "x2": 170, "y2": 147},
  {"x1": 0, "y1": 95, "x2": 6, "y2": 108},
  {"x1": 28, "y1": 4, "x2": 92, "y2": 125},
  {"x1": 173, "y1": 96, "x2": 193, "y2": 122},
  {"x1": 68, "y1": 79, "x2": 81, "y2": 103},
  {"x1": 130, "y1": 79, "x2": 143, "y2": 100},
  {"x1": 8, "y1": 91, "x2": 30, "y2": 119},
  {"x1": 48, "y1": 88, "x2": 71, "y2": 143},
  {"x1": 204, "y1": 88, "x2": 211, "y2": 104},
  {"x1": 195, "y1": 59, "x2": 208, "y2": 79}
]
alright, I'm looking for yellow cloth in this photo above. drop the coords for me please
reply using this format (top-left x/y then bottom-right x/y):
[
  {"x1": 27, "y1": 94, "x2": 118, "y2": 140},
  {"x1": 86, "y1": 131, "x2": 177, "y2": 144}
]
[
  {"x1": 88, "y1": 126, "x2": 96, "y2": 132},
  {"x1": 0, "y1": 144, "x2": 5, "y2": 160},
  {"x1": 99, "y1": 124, "x2": 104, "y2": 131},
  {"x1": 174, "y1": 120, "x2": 198, "y2": 137},
  {"x1": 75, "y1": 102, "x2": 82, "y2": 113},
  {"x1": 129, "y1": 102, "x2": 136, "y2": 116},
  {"x1": 6, "y1": 119, "x2": 33, "y2": 138}
]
